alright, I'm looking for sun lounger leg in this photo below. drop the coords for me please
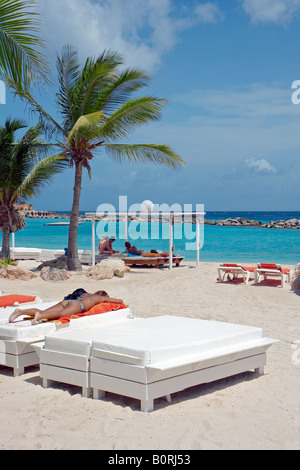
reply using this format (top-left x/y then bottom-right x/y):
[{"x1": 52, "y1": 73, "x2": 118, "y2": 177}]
[
  {"x1": 43, "y1": 377, "x2": 49, "y2": 388},
  {"x1": 93, "y1": 389, "x2": 105, "y2": 400},
  {"x1": 82, "y1": 387, "x2": 92, "y2": 398},
  {"x1": 141, "y1": 399, "x2": 154, "y2": 413},
  {"x1": 13, "y1": 366, "x2": 24, "y2": 377},
  {"x1": 165, "y1": 394, "x2": 172, "y2": 404},
  {"x1": 255, "y1": 366, "x2": 264, "y2": 376}
]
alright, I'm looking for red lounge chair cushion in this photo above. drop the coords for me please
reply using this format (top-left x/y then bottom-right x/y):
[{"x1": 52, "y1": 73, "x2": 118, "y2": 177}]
[
  {"x1": 142, "y1": 253, "x2": 162, "y2": 257},
  {"x1": 259, "y1": 263, "x2": 290, "y2": 273},
  {"x1": 242, "y1": 266, "x2": 256, "y2": 272},
  {"x1": 0, "y1": 294, "x2": 36, "y2": 307},
  {"x1": 222, "y1": 264, "x2": 256, "y2": 272}
]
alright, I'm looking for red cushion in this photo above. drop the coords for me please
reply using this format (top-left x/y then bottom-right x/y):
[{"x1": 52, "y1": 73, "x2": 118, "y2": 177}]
[{"x1": 0, "y1": 294, "x2": 36, "y2": 307}]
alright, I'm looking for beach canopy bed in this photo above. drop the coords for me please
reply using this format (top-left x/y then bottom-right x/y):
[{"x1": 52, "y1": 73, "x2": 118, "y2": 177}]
[
  {"x1": 40, "y1": 314, "x2": 277, "y2": 412},
  {"x1": 85, "y1": 209, "x2": 205, "y2": 270}
]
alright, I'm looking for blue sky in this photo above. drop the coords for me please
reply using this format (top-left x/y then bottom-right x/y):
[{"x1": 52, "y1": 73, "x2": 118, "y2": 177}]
[{"x1": 2, "y1": 0, "x2": 300, "y2": 211}]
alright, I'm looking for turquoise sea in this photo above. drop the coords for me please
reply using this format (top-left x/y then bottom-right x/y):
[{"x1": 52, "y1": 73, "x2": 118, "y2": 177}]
[{"x1": 2, "y1": 211, "x2": 300, "y2": 265}]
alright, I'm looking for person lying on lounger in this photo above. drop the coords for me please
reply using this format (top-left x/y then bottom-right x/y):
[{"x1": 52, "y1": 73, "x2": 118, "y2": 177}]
[
  {"x1": 125, "y1": 241, "x2": 144, "y2": 255},
  {"x1": 9, "y1": 290, "x2": 124, "y2": 325}
]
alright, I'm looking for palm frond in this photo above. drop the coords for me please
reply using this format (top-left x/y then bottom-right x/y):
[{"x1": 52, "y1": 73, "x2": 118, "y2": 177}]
[
  {"x1": 0, "y1": 0, "x2": 50, "y2": 88},
  {"x1": 94, "y1": 68, "x2": 150, "y2": 114},
  {"x1": 56, "y1": 45, "x2": 81, "y2": 130},
  {"x1": 5, "y1": 76, "x2": 65, "y2": 137},
  {"x1": 104, "y1": 143, "x2": 184, "y2": 169},
  {"x1": 13, "y1": 153, "x2": 68, "y2": 200},
  {"x1": 67, "y1": 50, "x2": 123, "y2": 122},
  {"x1": 96, "y1": 96, "x2": 168, "y2": 141},
  {"x1": 68, "y1": 111, "x2": 105, "y2": 145}
]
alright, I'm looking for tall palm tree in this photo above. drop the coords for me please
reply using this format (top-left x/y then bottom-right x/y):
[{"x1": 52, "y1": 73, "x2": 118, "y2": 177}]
[
  {"x1": 0, "y1": 118, "x2": 66, "y2": 258},
  {"x1": 7, "y1": 46, "x2": 184, "y2": 270},
  {"x1": 0, "y1": 0, "x2": 49, "y2": 88}
]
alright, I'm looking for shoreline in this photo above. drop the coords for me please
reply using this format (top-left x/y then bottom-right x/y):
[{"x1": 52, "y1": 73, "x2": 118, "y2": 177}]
[{"x1": 0, "y1": 259, "x2": 299, "y2": 450}]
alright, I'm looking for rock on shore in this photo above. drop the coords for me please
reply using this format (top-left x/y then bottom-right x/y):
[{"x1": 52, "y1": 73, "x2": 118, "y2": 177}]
[{"x1": 204, "y1": 217, "x2": 300, "y2": 229}]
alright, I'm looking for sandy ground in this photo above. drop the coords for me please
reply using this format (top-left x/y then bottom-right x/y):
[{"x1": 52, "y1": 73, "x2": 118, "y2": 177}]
[{"x1": 0, "y1": 260, "x2": 299, "y2": 450}]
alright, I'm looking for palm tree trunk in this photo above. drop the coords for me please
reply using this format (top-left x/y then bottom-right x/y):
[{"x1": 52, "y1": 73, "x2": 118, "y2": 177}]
[
  {"x1": 67, "y1": 161, "x2": 83, "y2": 271},
  {"x1": 1, "y1": 221, "x2": 11, "y2": 259}
]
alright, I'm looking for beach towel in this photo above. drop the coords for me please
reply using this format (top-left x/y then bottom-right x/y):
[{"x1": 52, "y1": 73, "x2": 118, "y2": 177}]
[{"x1": 0, "y1": 294, "x2": 36, "y2": 307}]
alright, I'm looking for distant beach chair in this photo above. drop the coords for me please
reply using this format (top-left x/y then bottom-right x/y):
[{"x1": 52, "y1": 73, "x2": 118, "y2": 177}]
[
  {"x1": 13, "y1": 247, "x2": 42, "y2": 261},
  {"x1": 122, "y1": 255, "x2": 184, "y2": 269},
  {"x1": 254, "y1": 263, "x2": 291, "y2": 287},
  {"x1": 217, "y1": 263, "x2": 256, "y2": 284}
]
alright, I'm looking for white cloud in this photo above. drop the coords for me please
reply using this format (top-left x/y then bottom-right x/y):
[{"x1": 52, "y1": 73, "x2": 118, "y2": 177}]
[
  {"x1": 146, "y1": 83, "x2": 300, "y2": 171},
  {"x1": 195, "y1": 2, "x2": 224, "y2": 23},
  {"x1": 174, "y1": 83, "x2": 299, "y2": 120},
  {"x1": 245, "y1": 158, "x2": 276, "y2": 174},
  {"x1": 241, "y1": 0, "x2": 300, "y2": 24},
  {"x1": 37, "y1": 0, "x2": 223, "y2": 73}
]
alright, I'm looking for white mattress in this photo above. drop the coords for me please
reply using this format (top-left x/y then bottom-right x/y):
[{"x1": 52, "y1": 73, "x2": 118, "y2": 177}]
[
  {"x1": 44, "y1": 317, "x2": 143, "y2": 356},
  {"x1": 43, "y1": 315, "x2": 265, "y2": 366},
  {"x1": 0, "y1": 302, "x2": 58, "y2": 339},
  {"x1": 0, "y1": 297, "x2": 43, "y2": 321},
  {"x1": 0, "y1": 306, "x2": 132, "y2": 340},
  {"x1": 91, "y1": 316, "x2": 263, "y2": 365}
]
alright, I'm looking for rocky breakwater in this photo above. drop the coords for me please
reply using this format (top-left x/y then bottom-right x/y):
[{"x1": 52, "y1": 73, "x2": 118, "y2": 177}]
[
  {"x1": 203, "y1": 217, "x2": 300, "y2": 229},
  {"x1": 259, "y1": 218, "x2": 300, "y2": 229},
  {"x1": 204, "y1": 217, "x2": 259, "y2": 226}
]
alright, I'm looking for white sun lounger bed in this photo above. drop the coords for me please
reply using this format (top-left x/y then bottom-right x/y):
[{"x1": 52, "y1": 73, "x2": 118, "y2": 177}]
[
  {"x1": 40, "y1": 315, "x2": 278, "y2": 411},
  {"x1": 0, "y1": 305, "x2": 132, "y2": 377}
]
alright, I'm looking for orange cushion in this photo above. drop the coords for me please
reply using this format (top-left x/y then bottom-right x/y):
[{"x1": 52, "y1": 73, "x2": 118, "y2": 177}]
[
  {"x1": 0, "y1": 294, "x2": 36, "y2": 307},
  {"x1": 85, "y1": 302, "x2": 127, "y2": 316},
  {"x1": 53, "y1": 302, "x2": 127, "y2": 325},
  {"x1": 141, "y1": 253, "x2": 162, "y2": 257}
]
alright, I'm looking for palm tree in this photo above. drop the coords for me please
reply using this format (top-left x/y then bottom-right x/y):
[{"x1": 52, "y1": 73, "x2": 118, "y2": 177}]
[
  {"x1": 0, "y1": 0, "x2": 49, "y2": 88},
  {"x1": 0, "y1": 118, "x2": 66, "y2": 258},
  {"x1": 7, "y1": 46, "x2": 184, "y2": 271}
]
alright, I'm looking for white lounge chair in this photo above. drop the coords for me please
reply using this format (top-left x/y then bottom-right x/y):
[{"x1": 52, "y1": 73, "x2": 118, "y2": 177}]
[
  {"x1": 12, "y1": 247, "x2": 42, "y2": 261},
  {"x1": 0, "y1": 301, "x2": 58, "y2": 376},
  {"x1": 40, "y1": 315, "x2": 278, "y2": 411},
  {"x1": 217, "y1": 263, "x2": 257, "y2": 284},
  {"x1": 254, "y1": 263, "x2": 292, "y2": 287}
]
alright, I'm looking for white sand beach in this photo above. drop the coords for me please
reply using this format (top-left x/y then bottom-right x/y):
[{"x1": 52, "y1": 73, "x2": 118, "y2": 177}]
[{"x1": 0, "y1": 260, "x2": 299, "y2": 450}]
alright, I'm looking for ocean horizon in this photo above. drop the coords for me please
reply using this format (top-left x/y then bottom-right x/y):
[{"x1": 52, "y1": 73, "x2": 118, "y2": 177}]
[{"x1": 2, "y1": 210, "x2": 299, "y2": 265}]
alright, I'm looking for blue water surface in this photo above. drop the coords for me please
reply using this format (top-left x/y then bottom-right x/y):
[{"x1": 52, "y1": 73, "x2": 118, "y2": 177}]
[{"x1": 2, "y1": 211, "x2": 299, "y2": 265}]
